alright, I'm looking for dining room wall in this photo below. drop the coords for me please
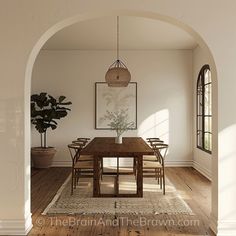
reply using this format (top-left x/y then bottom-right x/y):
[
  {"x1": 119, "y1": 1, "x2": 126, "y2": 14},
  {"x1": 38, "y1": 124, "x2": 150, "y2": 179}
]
[
  {"x1": 192, "y1": 46, "x2": 213, "y2": 180},
  {"x1": 31, "y1": 49, "x2": 193, "y2": 167}
]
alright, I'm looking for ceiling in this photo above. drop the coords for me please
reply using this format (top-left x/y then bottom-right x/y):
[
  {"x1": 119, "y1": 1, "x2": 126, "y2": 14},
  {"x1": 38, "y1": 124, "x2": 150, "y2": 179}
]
[{"x1": 43, "y1": 16, "x2": 198, "y2": 50}]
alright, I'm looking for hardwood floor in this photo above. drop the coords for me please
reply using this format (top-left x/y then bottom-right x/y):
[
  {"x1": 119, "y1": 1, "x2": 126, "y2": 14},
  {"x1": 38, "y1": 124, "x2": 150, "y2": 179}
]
[{"x1": 29, "y1": 167, "x2": 214, "y2": 236}]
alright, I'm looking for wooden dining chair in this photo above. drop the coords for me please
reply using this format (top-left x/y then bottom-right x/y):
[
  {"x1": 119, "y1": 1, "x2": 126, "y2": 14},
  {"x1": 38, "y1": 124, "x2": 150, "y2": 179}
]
[
  {"x1": 142, "y1": 143, "x2": 168, "y2": 195},
  {"x1": 72, "y1": 138, "x2": 90, "y2": 147},
  {"x1": 144, "y1": 138, "x2": 164, "y2": 161},
  {"x1": 146, "y1": 138, "x2": 164, "y2": 147},
  {"x1": 77, "y1": 137, "x2": 90, "y2": 143},
  {"x1": 146, "y1": 137, "x2": 161, "y2": 142},
  {"x1": 73, "y1": 138, "x2": 105, "y2": 174},
  {"x1": 71, "y1": 138, "x2": 92, "y2": 158},
  {"x1": 133, "y1": 138, "x2": 164, "y2": 175},
  {"x1": 68, "y1": 143, "x2": 102, "y2": 195}
]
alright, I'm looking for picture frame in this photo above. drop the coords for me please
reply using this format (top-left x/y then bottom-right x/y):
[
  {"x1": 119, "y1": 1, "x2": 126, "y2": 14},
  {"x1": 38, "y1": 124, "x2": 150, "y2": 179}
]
[{"x1": 95, "y1": 82, "x2": 137, "y2": 130}]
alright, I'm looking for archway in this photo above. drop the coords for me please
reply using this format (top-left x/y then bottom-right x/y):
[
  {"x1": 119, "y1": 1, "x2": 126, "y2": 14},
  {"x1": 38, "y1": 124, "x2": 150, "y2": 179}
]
[{"x1": 25, "y1": 10, "x2": 218, "y2": 234}]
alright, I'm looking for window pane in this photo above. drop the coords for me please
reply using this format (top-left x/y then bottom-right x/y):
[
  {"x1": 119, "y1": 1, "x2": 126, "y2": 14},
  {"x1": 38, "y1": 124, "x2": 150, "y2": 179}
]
[
  {"x1": 198, "y1": 116, "x2": 203, "y2": 130},
  {"x1": 197, "y1": 87, "x2": 203, "y2": 116},
  {"x1": 204, "y1": 117, "x2": 212, "y2": 133},
  {"x1": 204, "y1": 133, "x2": 212, "y2": 151},
  {"x1": 204, "y1": 69, "x2": 211, "y2": 84},
  {"x1": 197, "y1": 130, "x2": 203, "y2": 147},
  {"x1": 204, "y1": 84, "x2": 212, "y2": 116}
]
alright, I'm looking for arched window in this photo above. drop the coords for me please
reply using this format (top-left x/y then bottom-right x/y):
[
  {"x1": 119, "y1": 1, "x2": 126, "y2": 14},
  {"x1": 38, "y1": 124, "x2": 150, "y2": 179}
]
[{"x1": 197, "y1": 65, "x2": 212, "y2": 153}]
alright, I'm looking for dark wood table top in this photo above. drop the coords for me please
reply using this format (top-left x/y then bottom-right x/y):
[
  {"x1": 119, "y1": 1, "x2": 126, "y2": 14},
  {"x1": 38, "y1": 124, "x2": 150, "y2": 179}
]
[{"x1": 80, "y1": 137, "x2": 154, "y2": 157}]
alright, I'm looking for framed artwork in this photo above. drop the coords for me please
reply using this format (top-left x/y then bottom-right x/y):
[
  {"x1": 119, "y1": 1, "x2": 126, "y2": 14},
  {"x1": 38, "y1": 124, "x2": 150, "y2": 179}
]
[{"x1": 95, "y1": 82, "x2": 137, "y2": 130}]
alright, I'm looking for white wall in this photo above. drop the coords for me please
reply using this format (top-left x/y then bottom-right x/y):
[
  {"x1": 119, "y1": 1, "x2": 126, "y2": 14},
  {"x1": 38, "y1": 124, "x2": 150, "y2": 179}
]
[
  {"x1": 31, "y1": 50, "x2": 193, "y2": 167},
  {"x1": 192, "y1": 46, "x2": 213, "y2": 180},
  {"x1": 2, "y1": 1, "x2": 233, "y2": 235}
]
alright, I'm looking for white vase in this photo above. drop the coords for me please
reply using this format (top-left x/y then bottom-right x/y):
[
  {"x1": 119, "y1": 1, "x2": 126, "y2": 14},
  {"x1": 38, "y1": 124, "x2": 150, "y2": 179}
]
[{"x1": 115, "y1": 135, "x2": 123, "y2": 144}]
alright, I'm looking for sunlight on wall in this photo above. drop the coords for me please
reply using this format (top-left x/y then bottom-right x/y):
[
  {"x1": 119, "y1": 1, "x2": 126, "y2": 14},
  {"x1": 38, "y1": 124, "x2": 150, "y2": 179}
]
[
  {"x1": 218, "y1": 124, "x2": 236, "y2": 219},
  {"x1": 138, "y1": 109, "x2": 169, "y2": 144},
  {"x1": 219, "y1": 124, "x2": 236, "y2": 191},
  {"x1": 219, "y1": 124, "x2": 236, "y2": 160}
]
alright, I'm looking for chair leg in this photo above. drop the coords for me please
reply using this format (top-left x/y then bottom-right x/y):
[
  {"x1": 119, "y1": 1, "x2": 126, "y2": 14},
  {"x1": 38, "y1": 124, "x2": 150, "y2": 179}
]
[
  {"x1": 98, "y1": 169, "x2": 102, "y2": 195},
  {"x1": 74, "y1": 170, "x2": 78, "y2": 189},
  {"x1": 163, "y1": 169, "x2": 165, "y2": 195},
  {"x1": 100, "y1": 166, "x2": 103, "y2": 180},
  {"x1": 155, "y1": 168, "x2": 158, "y2": 180},
  {"x1": 101, "y1": 158, "x2": 104, "y2": 173},
  {"x1": 163, "y1": 176, "x2": 165, "y2": 195},
  {"x1": 133, "y1": 158, "x2": 137, "y2": 179},
  {"x1": 71, "y1": 169, "x2": 74, "y2": 195},
  {"x1": 101, "y1": 159, "x2": 103, "y2": 180},
  {"x1": 160, "y1": 171, "x2": 162, "y2": 189}
]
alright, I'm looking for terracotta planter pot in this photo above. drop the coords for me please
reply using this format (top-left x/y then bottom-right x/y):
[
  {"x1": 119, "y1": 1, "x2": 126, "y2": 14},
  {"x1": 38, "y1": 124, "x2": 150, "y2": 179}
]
[{"x1": 31, "y1": 147, "x2": 56, "y2": 168}]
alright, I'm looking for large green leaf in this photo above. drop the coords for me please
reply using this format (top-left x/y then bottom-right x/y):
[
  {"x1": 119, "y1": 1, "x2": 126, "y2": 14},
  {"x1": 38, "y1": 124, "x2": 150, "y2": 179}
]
[
  {"x1": 59, "y1": 101, "x2": 72, "y2": 105},
  {"x1": 56, "y1": 107, "x2": 71, "y2": 111},
  {"x1": 58, "y1": 96, "x2": 66, "y2": 103}
]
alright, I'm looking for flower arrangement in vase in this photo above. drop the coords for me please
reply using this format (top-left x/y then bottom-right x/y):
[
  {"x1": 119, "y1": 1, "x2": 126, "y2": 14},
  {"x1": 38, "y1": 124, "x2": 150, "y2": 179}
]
[{"x1": 102, "y1": 109, "x2": 135, "y2": 144}]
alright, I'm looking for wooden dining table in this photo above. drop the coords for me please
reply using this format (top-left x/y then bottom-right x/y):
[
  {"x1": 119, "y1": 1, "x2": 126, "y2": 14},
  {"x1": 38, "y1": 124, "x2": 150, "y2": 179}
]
[{"x1": 80, "y1": 137, "x2": 154, "y2": 197}]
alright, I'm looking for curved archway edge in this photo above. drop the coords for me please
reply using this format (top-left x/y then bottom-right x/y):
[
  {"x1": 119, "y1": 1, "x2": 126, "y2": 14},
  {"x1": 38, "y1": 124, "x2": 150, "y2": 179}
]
[{"x1": 25, "y1": 9, "x2": 218, "y2": 235}]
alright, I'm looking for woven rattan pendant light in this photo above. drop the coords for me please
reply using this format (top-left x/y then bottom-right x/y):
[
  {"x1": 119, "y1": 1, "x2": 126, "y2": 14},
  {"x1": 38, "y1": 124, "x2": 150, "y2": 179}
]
[{"x1": 105, "y1": 16, "x2": 131, "y2": 87}]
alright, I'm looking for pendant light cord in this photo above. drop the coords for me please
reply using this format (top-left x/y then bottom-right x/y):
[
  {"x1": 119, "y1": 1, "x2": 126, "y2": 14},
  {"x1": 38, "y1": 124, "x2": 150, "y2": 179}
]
[{"x1": 117, "y1": 16, "x2": 119, "y2": 61}]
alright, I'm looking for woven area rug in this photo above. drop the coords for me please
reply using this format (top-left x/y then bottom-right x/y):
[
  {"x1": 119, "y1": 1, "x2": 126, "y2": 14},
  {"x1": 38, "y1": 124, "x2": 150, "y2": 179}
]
[{"x1": 42, "y1": 172, "x2": 193, "y2": 216}]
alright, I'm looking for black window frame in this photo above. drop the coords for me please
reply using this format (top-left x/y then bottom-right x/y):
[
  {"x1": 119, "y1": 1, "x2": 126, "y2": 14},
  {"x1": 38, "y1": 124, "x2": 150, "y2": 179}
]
[{"x1": 196, "y1": 64, "x2": 212, "y2": 154}]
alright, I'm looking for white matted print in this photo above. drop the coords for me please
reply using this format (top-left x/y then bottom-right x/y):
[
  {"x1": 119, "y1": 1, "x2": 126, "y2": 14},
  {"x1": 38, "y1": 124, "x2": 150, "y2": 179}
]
[{"x1": 95, "y1": 82, "x2": 137, "y2": 129}]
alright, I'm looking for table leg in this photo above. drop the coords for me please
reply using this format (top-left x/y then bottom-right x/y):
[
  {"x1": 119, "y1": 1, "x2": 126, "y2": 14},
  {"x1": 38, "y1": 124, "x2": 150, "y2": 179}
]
[
  {"x1": 115, "y1": 157, "x2": 119, "y2": 196},
  {"x1": 136, "y1": 155, "x2": 143, "y2": 197},
  {"x1": 93, "y1": 155, "x2": 100, "y2": 197}
]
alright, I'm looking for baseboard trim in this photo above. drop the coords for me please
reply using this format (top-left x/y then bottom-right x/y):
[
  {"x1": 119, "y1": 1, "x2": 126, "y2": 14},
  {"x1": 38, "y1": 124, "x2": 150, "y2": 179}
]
[
  {"x1": 52, "y1": 160, "x2": 212, "y2": 180},
  {"x1": 52, "y1": 160, "x2": 71, "y2": 167},
  {"x1": 52, "y1": 160, "x2": 193, "y2": 167},
  {"x1": 165, "y1": 160, "x2": 193, "y2": 167},
  {"x1": 0, "y1": 213, "x2": 33, "y2": 235},
  {"x1": 193, "y1": 160, "x2": 212, "y2": 181},
  {"x1": 212, "y1": 219, "x2": 236, "y2": 236}
]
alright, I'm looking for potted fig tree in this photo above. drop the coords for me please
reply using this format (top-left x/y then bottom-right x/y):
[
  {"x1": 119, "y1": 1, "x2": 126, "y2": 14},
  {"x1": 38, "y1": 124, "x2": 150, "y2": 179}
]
[{"x1": 31, "y1": 92, "x2": 72, "y2": 168}]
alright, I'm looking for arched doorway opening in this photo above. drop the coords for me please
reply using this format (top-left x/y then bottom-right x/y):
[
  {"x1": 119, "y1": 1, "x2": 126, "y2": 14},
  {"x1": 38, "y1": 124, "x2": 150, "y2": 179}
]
[{"x1": 25, "y1": 10, "x2": 218, "y2": 234}]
